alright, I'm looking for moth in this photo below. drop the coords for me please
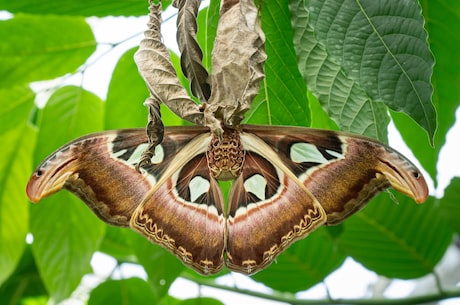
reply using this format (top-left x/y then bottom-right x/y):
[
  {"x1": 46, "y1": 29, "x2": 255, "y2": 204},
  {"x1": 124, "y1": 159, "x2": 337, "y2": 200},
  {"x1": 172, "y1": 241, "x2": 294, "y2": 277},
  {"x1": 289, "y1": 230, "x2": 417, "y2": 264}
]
[{"x1": 26, "y1": 124, "x2": 428, "y2": 275}]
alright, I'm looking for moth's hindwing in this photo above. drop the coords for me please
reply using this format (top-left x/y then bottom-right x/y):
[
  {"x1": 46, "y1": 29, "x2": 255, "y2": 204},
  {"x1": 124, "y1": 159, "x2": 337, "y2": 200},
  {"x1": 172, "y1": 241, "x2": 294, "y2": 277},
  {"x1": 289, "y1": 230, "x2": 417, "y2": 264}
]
[
  {"x1": 225, "y1": 132, "x2": 327, "y2": 274},
  {"x1": 243, "y1": 125, "x2": 428, "y2": 225},
  {"x1": 130, "y1": 131, "x2": 227, "y2": 275}
]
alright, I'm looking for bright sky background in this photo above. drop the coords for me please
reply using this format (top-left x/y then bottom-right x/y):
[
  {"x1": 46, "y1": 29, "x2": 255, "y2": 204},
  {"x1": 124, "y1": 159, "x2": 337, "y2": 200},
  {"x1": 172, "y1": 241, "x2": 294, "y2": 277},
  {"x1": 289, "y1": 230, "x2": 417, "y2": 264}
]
[{"x1": 3, "y1": 2, "x2": 459, "y2": 304}]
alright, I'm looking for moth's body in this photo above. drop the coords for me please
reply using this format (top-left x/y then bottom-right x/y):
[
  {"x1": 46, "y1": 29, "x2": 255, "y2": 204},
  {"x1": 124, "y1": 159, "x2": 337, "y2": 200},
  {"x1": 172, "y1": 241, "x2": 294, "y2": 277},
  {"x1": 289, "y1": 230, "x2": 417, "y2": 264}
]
[
  {"x1": 27, "y1": 125, "x2": 428, "y2": 275},
  {"x1": 207, "y1": 128, "x2": 245, "y2": 180}
]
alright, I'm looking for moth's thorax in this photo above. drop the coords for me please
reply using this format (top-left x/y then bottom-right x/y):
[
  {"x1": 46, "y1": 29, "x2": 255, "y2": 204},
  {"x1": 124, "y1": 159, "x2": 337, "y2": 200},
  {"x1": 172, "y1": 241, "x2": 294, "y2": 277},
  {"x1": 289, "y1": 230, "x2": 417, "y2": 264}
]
[{"x1": 206, "y1": 128, "x2": 245, "y2": 180}]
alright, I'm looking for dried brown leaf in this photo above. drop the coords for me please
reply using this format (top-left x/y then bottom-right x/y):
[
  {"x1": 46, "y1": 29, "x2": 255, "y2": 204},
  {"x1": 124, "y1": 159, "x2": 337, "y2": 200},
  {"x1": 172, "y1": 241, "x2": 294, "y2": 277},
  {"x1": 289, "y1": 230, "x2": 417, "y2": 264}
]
[
  {"x1": 134, "y1": 0, "x2": 221, "y2": 133},
  {"x1": 207, "y1": 0, "x2": 266, "y2": 127},
  {"x1": 174, "y1": 0, "x2": 211, "y2": 102}
]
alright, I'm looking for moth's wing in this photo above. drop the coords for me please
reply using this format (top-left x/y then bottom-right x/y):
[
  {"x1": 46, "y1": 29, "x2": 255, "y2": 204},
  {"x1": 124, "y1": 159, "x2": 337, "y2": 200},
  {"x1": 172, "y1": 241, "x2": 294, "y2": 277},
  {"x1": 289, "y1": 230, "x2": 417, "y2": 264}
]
[
  {"x1": 243, "y1": 125, "x2": 428, "y2": 225},
  {"x1": 26, "y1": 126, "x2": 226, "y2": 275},
  {"x1": 131, "y1": 132, "x2": 226, "y2": 275},
  {"x1": 225, "y1": 132, "x2": 327, "y2": 274},
  {"x1": 28, "y1": 128, "x2": 148, "y2": 225},
  {"x1": 27, "y1": 127, "x2": 206, "y2": 225}
]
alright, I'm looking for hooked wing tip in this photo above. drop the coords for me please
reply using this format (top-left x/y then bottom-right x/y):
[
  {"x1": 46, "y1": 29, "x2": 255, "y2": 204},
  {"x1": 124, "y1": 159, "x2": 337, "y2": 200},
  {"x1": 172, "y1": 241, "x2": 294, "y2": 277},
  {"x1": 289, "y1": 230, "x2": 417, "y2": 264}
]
[
  {"x1": 26, "y1": 165, "x2": 73, "y2": 204},
  {"x1": 26, "y1": 172, "x2": 42, "y2": 203},
  {"x1": 378, "y1": 160, "x2": 429, "y2": 204},
  {"x1": 410, "y1": 171, "x2": 429, "y2": 204},
  {"x1": 394, "y1": 169, "x2": 429, "y2": 204}
]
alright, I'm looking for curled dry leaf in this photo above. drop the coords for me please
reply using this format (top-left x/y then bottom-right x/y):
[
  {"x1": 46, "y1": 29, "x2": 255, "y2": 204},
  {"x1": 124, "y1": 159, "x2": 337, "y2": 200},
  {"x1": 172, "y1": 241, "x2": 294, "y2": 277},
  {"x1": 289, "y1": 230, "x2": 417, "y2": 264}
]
[
  {"x1": 207, "y1": 0, "x2": 266, "y2": 127},
  {"x1": 174, "y1": 0, "x2": 211, "y2": 102},
  {"x1": 134, "y1": 0, "x2": 220, "y2": 132}
]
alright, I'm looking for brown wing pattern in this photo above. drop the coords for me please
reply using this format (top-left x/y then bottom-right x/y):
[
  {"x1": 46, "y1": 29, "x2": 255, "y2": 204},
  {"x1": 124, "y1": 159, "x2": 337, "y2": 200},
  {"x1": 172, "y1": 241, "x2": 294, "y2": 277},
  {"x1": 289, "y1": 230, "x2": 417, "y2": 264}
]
[
  {"x1": 27, "y1": 124, "x2": 428, "y2": 276},
  {"x1": 132, "y1": 151, "x2": 226, "y2": 274},
  {"x1": 243, "y1": 125, "x2": 428, "y2": 225},
  {"x1": 27, "y1": 126, "x2": 227, "y2": 274},
  {"x1": 226, "y1": 149, "x2": 326, "y2": 274}
]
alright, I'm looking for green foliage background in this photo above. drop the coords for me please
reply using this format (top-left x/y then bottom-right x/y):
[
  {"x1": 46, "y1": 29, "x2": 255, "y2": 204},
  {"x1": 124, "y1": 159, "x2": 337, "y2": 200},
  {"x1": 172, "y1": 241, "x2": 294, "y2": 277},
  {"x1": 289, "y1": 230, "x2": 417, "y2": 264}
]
[{"x1": 0, "y1": 0, "x2": 459, "y2": 304}]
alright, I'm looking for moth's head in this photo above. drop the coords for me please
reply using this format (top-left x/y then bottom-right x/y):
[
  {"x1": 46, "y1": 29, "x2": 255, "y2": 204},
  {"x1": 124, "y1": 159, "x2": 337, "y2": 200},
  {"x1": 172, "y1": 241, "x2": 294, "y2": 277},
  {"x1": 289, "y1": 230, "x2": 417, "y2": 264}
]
[
  {"x1": 376, "y1": 149, "x2": 429, "y2": 203},
  {"x1": 26, "y1": 155, "x2": 77, "y2": 203}
]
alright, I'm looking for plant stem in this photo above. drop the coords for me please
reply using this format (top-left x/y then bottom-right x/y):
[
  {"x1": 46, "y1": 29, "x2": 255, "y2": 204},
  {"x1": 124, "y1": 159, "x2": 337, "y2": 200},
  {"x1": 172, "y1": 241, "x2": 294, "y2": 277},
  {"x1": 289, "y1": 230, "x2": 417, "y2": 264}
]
[{"x1": 181, "y1": 273, "x2": 460, "y2": 305}]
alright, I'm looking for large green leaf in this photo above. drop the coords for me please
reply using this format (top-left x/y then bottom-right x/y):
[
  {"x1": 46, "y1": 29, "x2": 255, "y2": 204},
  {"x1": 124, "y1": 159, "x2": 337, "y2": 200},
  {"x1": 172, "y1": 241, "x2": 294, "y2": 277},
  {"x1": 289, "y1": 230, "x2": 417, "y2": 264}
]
[
  {"x1": 289, "y1": 0, "x2": 389, "y2": 140},
  {"x1": 439, "y1": 177, "x2": 460, "y2": 234},
  {"x1": 128, "y1": 231, "x2": 185, "y2": 300},
  {"x1": 0, "y1": 0, "x2": 172, "y2": 17},
  {"x1": 246, "y1": 0, "x2": 310, "y2": 127},
  {"x1": 178, "y1": 298, "x2": 224, "y2": 305},
  {"x1": 0, "y1": 86, "x2": 35, "y2": 134},
  {"x1": 0, "y1": 86, "x2": 35, "y2": 286},
  {"x1": 0, "y1": 125, "x2": 35, "y2": 286},
  {"x1": 196, "y1": 0, "x2": 220, "y2": 71},
  {"x1": 338, "y1": 193, "x2": 452, "y2": 278},
  {"x1": 88, "y1": 278, "x2": 157, "y2": 305},
  {"x1": 31, "y1": 192, "x2": 106, "y2": 302},
  {"x1": 0, "y1": 15, "x2": 96, "y2": 88},
  {"x1": 393, "y1": 0, "x2": 460, "y2": 184},
  {"x1": 0, "y1": 246, "x2": 47, "y2": 303},
  {"x1": 34, "y1": 86, "x2": 104, "y2": 161},
  {"x1": 105, "y1": 48, "x2": 149, "y2": 129},
  {"x1": 98, "y1": 226, "x2": 138, "y2": 262},
  {"x1": 305, "y1": 0, "x2": 436, "y2": 141},
  {"x1": 308, "y1": 89, "x2": 338, "y2": 130},
  {"x1": 252, "y1": 227, "x2": 345, "y2": 292},
  {"x1": 105, "y1": 48, "x2": 186, "y2": 129},
  {"x1": 30, "y1": 86, "x2": 106, "y2": 301}
]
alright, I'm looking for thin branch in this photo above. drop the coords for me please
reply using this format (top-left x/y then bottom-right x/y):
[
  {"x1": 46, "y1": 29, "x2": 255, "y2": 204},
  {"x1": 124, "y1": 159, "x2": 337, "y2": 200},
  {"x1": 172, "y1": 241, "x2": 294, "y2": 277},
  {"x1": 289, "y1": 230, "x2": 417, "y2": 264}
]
[{"x1": 181, "y1": 273, "x2": 460, "y2": 305}]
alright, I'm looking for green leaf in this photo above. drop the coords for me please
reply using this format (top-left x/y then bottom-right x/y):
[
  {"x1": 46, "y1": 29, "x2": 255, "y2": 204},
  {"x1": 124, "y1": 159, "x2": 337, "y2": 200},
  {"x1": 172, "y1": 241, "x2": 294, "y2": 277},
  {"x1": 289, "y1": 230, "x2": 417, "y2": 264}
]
[
  {"x1": 159, "y1": 295, "x2": 182, "y2": 305},
  {"x1": 178, "y1": 297, "x2": 224, "y2": 305},
  {"x1": 0, "y1": 86, "x2": 35, "y2": 286},
  {"x1": 0, "y1": 246, "x2": 47, "y2": 303},
  {"x1": 439, "y1": 177, "x2": 460, "y2": 234},
  {"x1": 128, "y1": 231, "x2": 185, "y2": 300},
  {"x1": 31, "y1": 192, "x2": 106, "y2": 302},
  {"x1": 393, "y1": 0, "x2": 460, "y2": 184},
  {"x1": 88, "y1": 278, "x2": 157, "y2": 305},
  {"x1": 0, "y1": 124, "x2": 36, "y2": 286},
  {"x1": 34, "y1": 86, "x2": 104, "y2": 161},
  {"x1": 105, "y1": 48, "x2": 188, "y2": 130},
  {"x1": 0, "y1": 15, "x2": 96, "y2": 88},
  {"x1": 30, "y1": 86, "x2": 105, "y2": 301},
  {"x1": 252, "y1": 227, "x2": 345, "y2": 292},
  {"x1": 289, "y1": 0, "x2": 389, "y2": 140},
  {"x1": 197, "y1": 0, "x2": 220, "y2": 70},
  {"x1": 246, "y1": 0, "x2": 310, "y2": 127},
  {"x1": 0, "y1": 0, "x2": 172, "y2": 17},
  {"x1": 105, "y1": 48, "x2": 150, "y2": 129},
  {"x1": 338, "y1": 193, "x2": 452, "y2": 278},
  {"x1": 99, "y1": 227, "x2": 137, "y2": 262},
  {"x1": 0, "y1": 86, "x2": 35, "y2": 133},
  {"x1": 305, "y1": 0, "x2": 436, "y2": 141},
  {"x1": 308, "y1": 89, "x2": 339, "y2": 130}
]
